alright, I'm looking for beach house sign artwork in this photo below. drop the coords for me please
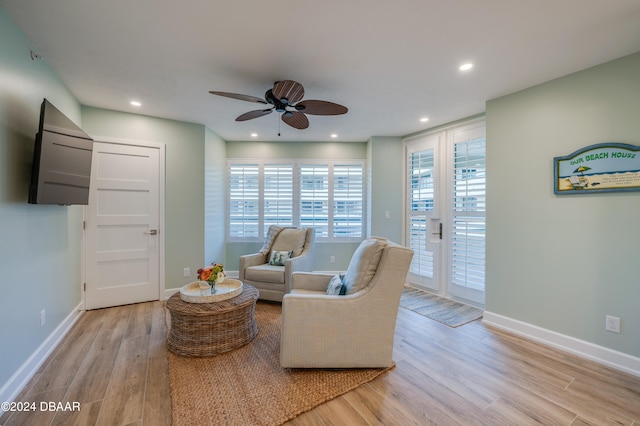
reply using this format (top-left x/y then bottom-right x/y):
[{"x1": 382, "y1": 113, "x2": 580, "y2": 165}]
[{"x1": 554, "y1": 142, "x2": 640, "y2": 194}]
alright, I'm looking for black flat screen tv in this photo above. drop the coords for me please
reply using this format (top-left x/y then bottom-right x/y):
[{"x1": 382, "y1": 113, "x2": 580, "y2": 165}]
[{"x1": 28, "y1": 99, "x2": 94, "y2": 205}]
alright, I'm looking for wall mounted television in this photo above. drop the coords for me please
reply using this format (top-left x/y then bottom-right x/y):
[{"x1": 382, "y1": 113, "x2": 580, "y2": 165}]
[{"x1": 28, "y1": 99, "x2": 94, "y2": 205}]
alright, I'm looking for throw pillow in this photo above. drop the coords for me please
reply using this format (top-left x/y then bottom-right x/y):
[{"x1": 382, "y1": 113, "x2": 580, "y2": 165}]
[
  {"x1": 269, "y1": 250, "x2": 293, "y2": 266},
  {"x1": 260, "y1": 225, "x2": 285, "y2": 256},
  {"x1": 326, "y1": 274, "x2": 346, "y2": 295}
]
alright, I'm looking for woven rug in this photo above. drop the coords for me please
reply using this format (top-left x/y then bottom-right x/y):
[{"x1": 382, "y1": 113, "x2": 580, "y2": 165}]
[
  {"x1": 400, "y1": 286, "x2": 483, "y2": 327},
  {"x1": 167, "y1": 302, "x2": 393, "y2": 426}
]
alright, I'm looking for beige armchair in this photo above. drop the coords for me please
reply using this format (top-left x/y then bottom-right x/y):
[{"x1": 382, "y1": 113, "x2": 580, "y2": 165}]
[
  {"x1": 280, "y1": 237, "x2": 413, "y2": 368},
  {"x1": 239, "y1": 225, "x2": 315, "y2": 302}
]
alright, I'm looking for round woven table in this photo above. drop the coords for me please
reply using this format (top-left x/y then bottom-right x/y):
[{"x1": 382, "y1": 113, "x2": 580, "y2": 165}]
[{"x1": 166, "y1": 284, "x2": 259, "y2": 357}]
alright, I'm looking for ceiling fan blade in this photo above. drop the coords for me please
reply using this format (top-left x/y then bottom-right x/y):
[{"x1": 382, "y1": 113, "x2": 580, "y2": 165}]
[
  {"x1": 209, "y1": 91, "x2": 268, "y2": 104},
  {"x1": 281, "y1": 111, "x2": 309, "y2": 129},
  {"x1": 236, "y1": 109, "x2": 273, "y2": 121},
  {"x1": 295, "y1": 100, "x2": 348, "y2": 115},
  {"x1": 272, "y1": 80, "x2": 305, "y2": 104}
]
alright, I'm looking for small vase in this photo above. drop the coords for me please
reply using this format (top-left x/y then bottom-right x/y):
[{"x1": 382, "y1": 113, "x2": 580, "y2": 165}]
[
  {"x1": 198, "y1": 281, "x2": 212, "y2": 296},
  {"x1": 210, "y1": 282, "x2": 216, "y2": 294}
]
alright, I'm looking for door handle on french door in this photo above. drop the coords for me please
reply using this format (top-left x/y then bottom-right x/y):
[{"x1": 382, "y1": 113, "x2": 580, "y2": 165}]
[
  {"x1": 430, "y1": 218, "x2": 442, "y2": 242},
  {"x1": 144, "y1": 229, "x2": 158, "y2": 235}
]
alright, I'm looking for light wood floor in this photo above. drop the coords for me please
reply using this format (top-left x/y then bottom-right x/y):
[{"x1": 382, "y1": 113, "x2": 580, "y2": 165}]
[{"x1": 2, "y1": 300, "x2": 639, "y2": 425}]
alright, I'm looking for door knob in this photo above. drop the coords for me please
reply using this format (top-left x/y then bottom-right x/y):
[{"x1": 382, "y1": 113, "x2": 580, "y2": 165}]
[{"x1": 144, "y1": 229, "x2": 158, "y2": 235}]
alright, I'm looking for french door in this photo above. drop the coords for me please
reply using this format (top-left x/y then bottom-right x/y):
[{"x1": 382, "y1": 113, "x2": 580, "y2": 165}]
[
  {"x1": 406, "y1": 134, "x2": 441, "y2": 291},
  {"x1": 405, "y1": 119, "x2": 486, "y2": 306}
]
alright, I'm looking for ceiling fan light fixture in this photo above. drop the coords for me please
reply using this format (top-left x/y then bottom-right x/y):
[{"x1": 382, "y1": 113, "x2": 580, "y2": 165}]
[{"x1": 210, "y1": 80, "x2": 347, "y2": 131}]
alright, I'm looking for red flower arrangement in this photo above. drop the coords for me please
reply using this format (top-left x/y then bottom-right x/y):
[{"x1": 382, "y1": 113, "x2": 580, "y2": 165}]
[{"x1": 197, "y1": 262, "x2": 225, "y2": 285}]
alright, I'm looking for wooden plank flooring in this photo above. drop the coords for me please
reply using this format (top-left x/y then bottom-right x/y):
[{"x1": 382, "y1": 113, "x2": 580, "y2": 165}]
[{"x1": 1, "y1": 300, "x2": 638, "y2": 425}]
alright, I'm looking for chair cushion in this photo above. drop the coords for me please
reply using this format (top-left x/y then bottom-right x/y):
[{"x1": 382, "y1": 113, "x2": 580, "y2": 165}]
[
  {"x1": 245, "y1": 264, "x2": 285, "y2": 283},
  {"x1": 269, "y1": 250, "x2": 292, "y2": 266},
  {"x1": 343, "y1": 237, "x2": 387, "y2": 294},
  {"x1": 272, "y1": 228, "x2": 307, "y2": 257}
]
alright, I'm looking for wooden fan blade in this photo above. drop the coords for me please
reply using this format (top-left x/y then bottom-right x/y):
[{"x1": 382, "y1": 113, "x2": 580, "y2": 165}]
[
  {"x1": 296, "y1": 100, "x2": 348, "y2": 115},
  {"x1": 236, "y1": 109, "x2": 273, "y2": 121},
  {"x1": 272, "y1": 80, "x2": 305, "y2": 104},
  {"x1": 281, "y1": 111, "x2": 309, "y2": 129},
  {"x1": 209, "y1": 91, "x2": 268, "y2": 104}
]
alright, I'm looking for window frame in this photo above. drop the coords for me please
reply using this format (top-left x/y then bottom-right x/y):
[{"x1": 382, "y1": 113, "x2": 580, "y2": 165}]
[{"x1": 226, "y1": 158, "x2": 366, "y2": 242}]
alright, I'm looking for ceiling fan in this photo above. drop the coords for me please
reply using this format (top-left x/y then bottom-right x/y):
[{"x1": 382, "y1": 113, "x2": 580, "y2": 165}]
[{"x1": 209, "y1": 80, "x2": 348, "y2": 130}]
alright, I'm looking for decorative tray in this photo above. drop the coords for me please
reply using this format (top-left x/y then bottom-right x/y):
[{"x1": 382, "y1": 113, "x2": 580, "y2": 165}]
[{"x1": 179, "y1": 278, "x2": 243, "y2": 303}]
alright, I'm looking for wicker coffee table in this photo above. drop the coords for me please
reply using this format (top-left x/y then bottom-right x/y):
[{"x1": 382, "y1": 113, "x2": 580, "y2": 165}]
[{"x1": 166, "y1": 283, "x2": 259, "y2": 357}]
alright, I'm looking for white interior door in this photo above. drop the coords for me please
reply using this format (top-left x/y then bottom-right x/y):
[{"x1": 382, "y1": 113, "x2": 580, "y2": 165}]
[
  {"x1": 405, "y1": 134, "x2": 441, "y2": 291},
  {"x1": 85, "y1": 141, "x2": 161, "y2": 310}
]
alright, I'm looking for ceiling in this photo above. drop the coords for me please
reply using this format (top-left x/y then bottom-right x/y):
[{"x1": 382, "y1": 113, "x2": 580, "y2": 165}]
[{"x1": 2, "y1": 0, "x2": 640, "y2": 142}]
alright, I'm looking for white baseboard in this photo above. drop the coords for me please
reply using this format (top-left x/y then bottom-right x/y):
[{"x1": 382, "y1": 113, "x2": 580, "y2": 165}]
[
  {"x1": 483, "y1": 311, "x2": 640, "y2": 378},
  {"x1": 163, "y1": 287, "x2": 180, "y2": 299},
  {"x1": 0, "y1": 303, "x2": 84, "y2": 411}
]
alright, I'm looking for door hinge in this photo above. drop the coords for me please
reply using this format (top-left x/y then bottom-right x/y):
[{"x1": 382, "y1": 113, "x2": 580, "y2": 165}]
[
  {"x1": 83, "y1": 221, "x2": 86, "y2": 230},
  {"x1": 83, "y1": 282, "x2": 86, "y2": 292},
  {"x1": 439, "y1": 222, "x2": 443, "y2": 240}
]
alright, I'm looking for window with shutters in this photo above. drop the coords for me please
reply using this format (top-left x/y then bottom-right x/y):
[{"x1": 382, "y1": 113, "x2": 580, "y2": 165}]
[
  {"x1": 228, "y1": 164, "x2": 260, "y2": 239},
  {"x1": 228, "y1": 159, "x2": 365, "y2": 241},
  {"x1": 408, "y1": 149, "x2": 435, "y2": 279},
  {"x1": 451, "y1": 138, "x2": 486, "y2": 292}
]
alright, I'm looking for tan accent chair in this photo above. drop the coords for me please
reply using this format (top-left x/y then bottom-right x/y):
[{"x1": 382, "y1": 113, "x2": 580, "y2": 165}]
[
  {"x1": 280, "y1": 237, "x2": 413, "y2": 368},
  {"x1": 239, "y1": 226, "x2": 315, "y2": 302}
]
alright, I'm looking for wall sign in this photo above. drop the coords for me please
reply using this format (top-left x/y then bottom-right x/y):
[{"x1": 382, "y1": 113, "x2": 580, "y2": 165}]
[{"x1": 554, "y1": 142, "x2": 640, "y2": 194}]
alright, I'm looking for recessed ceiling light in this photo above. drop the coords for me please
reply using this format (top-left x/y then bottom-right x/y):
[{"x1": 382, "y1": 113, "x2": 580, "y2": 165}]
[
  {"x1": 459, "y1": 62, "x2": 473, "y2": 71},
  {"x1": 420, "y1": 117, "x2": 429, "y2": 123},
  {"x1": 130, "y1": 101, "x2": 141, "y2": 107},
  {"x1": 250, "y1": 133, "x2": 258, "y2": 138},
  {"x1": 330, "y1": 134, "x2": 338, "y2": 138}
]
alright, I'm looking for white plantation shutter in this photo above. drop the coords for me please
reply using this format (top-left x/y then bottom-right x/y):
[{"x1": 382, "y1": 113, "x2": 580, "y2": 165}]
[
  {"x1": 408, "y1": 149, "x2": 435, "y2": 278},
  {"x1": 264, "y1": 164, "x2": 293, "y2": 233},
  {"x1": 333, "y1": 164, "x2": 363, "y2": 238},
  {"x1": 228, "y1": 164, "x2": 259, "y2": 238},
  {"x1": 451, "y1": 138, "x2": 486, "y2": 291},
  {"x1": 227, "y1": 160, "x2": 365, "y2": 241},
  {"x1": 300, "y1": 164, "x2": 329, "y2": 238}
]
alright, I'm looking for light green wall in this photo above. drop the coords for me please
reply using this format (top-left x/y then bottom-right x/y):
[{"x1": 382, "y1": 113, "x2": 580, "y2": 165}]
[
  {"x1": 81, "y1": 107, "x2": 206, "y2": 290},
  {"x1": 368, "y1": 136, "x2": 404, "y2": 242},
  {"x1": 226, "y1": 140, "x2": 367, "y2": 159},
  {"x1": 0, "y1": 6, "x2": 84, "y2": 386},
  {"x1": 486, "y1": 52, "x2": 640, "y2": 357},
  {"x1": 205, "y1": 127, "x2": 227, "y2": 267}
]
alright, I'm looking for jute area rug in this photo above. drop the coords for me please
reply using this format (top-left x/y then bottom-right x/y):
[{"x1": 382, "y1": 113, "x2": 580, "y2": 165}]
[
  {"x1": 400, "y1": 286, "x2": 483, "y2": 327},
  {"x1": 167, "y1": 302, "x2": 393, "y2": 426}
]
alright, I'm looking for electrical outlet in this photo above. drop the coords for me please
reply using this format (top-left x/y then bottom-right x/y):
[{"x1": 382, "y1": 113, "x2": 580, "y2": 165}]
[
  {"x1": 40, "y1": 309, "x2": 46, "y2": 327},
  {"x1": 330, "y1": 256, "x2": 336, "y2": 264},
  {"x1": 605, "y1": 315, "x2": 620, "y2": 333},
  {"x1": 183, "y1": 267, "x2": 190, "y2": 277}
]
